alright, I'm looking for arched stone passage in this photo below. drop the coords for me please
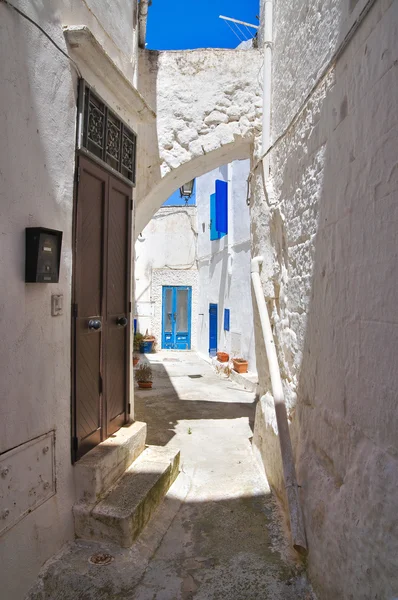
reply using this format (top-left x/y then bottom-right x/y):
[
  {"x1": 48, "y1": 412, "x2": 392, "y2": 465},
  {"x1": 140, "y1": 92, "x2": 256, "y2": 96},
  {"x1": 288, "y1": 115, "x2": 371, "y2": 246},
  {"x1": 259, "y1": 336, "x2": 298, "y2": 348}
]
[
  {"x1": 136, "y1": 48, "x2": 263, "y2": 235},
  {"x1": 136, "y1": 137, "x2": 251, "y2": 235}
]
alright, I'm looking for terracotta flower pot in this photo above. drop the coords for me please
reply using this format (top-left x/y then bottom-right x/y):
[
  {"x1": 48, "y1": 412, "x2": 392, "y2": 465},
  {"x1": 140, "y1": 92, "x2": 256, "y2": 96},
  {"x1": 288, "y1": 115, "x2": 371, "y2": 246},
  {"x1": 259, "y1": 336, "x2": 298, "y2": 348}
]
[
  {"x1": 217, "y1": 351, "x2": 229, "y2": 363},
  {"x1": 232, "y1": 359, "x2": 248, "y2": 374},
  {"x1": 137, "y1": 381, "x2": 153, "y2": 389},
  {"x1": 133, "y1": 356, "x2": 139, "y2": 367}
]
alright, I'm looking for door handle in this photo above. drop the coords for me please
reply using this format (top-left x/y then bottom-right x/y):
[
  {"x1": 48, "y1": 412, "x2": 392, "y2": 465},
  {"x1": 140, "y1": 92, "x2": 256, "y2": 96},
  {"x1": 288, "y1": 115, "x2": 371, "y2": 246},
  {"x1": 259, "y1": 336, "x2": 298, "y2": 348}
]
[
  {"x1": 116, "y1": 316, "x2": 128, "y2": 327},
  {"x1": 88, "y1": 319, "x2": 102, "y2": 331}
]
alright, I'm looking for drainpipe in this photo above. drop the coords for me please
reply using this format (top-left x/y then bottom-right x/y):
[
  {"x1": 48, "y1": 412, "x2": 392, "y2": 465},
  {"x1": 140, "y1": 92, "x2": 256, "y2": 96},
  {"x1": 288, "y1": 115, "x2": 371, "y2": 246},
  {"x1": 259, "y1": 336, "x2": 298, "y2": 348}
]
[
  {"x1": 251, "y1": 256, "x2": 307, "y2": 555},
  {"x1": 138, "y1": 0, "x2": 149, "y2": 49},
  {"x1": 262, "y1": 0, "x2": 273, "y2": 178}
]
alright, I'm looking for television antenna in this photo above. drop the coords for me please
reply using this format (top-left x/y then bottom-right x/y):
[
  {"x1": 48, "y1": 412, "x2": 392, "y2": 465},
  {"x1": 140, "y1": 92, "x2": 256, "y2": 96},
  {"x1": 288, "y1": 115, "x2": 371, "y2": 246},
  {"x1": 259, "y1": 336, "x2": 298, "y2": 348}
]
[{"x1": 219, "y1": 15, "x2": 259, "y2": 44}]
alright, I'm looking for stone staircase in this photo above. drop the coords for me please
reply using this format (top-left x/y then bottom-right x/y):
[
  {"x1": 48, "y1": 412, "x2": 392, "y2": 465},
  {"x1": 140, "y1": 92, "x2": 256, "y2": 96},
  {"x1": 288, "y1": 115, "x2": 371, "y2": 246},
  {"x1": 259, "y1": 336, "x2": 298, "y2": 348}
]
[{"x1": 73, "y1": 421, "x2": 180, "y2": 548}]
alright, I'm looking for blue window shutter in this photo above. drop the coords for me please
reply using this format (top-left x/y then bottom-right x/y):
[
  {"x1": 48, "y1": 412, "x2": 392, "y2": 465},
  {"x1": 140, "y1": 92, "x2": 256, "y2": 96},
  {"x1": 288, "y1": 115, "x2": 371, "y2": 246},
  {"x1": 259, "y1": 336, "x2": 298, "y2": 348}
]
[
  {"x1": 210, "y1": 193, "x2": 221, "y2": 241},
  {"x1": 224, "y1": 308, "x2": 230, "y2": 331},
  {"x1": 215, "y1": 180, "x2": 228, "y2": 236}
]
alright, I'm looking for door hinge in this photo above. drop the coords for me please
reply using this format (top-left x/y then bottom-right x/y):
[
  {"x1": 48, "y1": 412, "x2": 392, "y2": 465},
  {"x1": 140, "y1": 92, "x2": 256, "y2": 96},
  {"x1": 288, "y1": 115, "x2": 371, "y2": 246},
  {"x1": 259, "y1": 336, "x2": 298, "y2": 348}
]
[
  {"x1": 72, "y1": 436, "x2": 78, "y2": 452},
  {"x1": 99, "y1": 374, "x2": 103, "y2": 394},
  {"x1": 72, "y1": 303, "x2": 78, "y2": 317},
  {"x1": 130, "y1": 198, "x2": 133, "y2": 211},
  {"x1": 127, "y1": 403, "x2": 131, "y2": 415},
  {"x1": 128, "y1": 301, "x2": 132, "y2": 313}
]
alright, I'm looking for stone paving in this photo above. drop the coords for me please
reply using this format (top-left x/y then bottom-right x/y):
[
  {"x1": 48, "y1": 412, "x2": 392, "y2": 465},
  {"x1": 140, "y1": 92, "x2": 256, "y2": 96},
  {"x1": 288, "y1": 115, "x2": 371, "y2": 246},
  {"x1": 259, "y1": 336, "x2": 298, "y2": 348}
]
[{"x1": 28, "y1": 352, "x2": 316, "y2": 600}]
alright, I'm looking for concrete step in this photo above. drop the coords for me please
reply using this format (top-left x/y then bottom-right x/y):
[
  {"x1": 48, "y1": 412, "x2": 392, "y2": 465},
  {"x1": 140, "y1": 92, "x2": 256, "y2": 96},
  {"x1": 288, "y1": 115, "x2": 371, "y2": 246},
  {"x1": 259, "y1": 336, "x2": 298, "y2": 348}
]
[
  {"x1": 74, "y1": 421, "x2": 147, "y2": 503},
  {"x1": 74, "y1": 445, "x2": 180, "y2": 548}
]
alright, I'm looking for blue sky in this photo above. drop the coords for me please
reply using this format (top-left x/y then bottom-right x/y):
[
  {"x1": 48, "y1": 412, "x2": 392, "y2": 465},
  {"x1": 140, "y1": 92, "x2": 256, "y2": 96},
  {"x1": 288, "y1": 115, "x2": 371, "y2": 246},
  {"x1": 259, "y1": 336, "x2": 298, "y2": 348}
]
[
  {"x1": 163, "y1": 181, "x2": 197, "y2": 206},
  {"x1": 149, "y1": 0, "x2": 259, "y2": 205},
  {"x1": 146, "y1": 0, "x2": 260, "y2": 52}
]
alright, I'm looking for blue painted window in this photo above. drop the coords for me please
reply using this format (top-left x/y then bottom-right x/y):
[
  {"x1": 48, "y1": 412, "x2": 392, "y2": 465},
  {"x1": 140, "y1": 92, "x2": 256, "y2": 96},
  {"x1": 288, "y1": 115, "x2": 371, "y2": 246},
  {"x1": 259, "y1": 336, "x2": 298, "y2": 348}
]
[
  {"x1": 210, "y1": 193, "x2": 221, "y2": 241},
  {"x1": 215, "y1": 180, "x2": 228, "y2": 236},
  {"x1": 224, "y1": 308, "x2": 230, "y2": 331},
  {"x1": 210, "y1": 180, "x2": 228, "y2": 240}
]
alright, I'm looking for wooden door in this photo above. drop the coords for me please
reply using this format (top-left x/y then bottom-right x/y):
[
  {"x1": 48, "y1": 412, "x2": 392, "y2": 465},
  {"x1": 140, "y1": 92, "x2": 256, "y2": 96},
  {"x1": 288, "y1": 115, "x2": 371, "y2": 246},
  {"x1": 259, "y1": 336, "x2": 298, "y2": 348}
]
[
  {"x1": 73, "y1": 155, "x2": 132, "y2": 461},
  {"x1": 105, "y1": 176, "x2": 131, "y2": 436},
  {"x1": 162, "y1": 286, "x2": 192, "y2": 350},
  {"x1": 209, "y1": 303, "x2": 218, "y2": 357}
]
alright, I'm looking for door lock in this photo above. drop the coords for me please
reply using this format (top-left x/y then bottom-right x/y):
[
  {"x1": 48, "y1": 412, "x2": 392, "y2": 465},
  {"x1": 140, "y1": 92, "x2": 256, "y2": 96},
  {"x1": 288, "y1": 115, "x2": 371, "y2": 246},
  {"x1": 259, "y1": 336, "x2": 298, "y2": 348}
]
[{"x1": 116, "y1": 316, "x2": 128, "y2": 327}]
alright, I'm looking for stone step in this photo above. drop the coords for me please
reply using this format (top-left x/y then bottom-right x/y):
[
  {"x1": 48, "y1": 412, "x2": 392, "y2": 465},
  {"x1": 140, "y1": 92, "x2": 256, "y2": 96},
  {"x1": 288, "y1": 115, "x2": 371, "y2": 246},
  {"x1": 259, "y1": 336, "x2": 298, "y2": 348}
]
[
  {"x1": 74, "y1": 445, "x2": 180, "y2": 548},
  {"x1": 74, "y1": 421, "x2": 147, "y2": 503}
]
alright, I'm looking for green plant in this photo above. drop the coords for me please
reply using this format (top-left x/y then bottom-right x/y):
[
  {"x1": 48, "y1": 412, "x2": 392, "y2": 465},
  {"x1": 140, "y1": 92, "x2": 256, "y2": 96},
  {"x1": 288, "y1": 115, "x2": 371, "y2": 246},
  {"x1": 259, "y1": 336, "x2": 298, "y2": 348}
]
[
  {"x1": 188, "y1": 427, "x2": 192, "y2": 435},
  {"x1": 133, "y1": 332, "x2": 144, "y2": 351},
  {"x1": 134, "y1": 363, "x2": 153, "y2": 383}
]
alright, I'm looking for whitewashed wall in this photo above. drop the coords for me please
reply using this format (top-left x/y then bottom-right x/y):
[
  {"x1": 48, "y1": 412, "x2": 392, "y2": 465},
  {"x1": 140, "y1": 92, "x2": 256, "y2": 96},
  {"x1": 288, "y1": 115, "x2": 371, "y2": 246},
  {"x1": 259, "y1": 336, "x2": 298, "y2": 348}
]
[
  {"x1": 136, "y1": 49, "x2": 263, "y2": 234},
  {"x1": 135, "y1": 206, "x2": 198, "y2": 348},
  {"x1": 196, "y1": 160, "x2": 256, "y2": 372},
  {"x1": 252, "y1": 1, "x2": 398, "y2": 599},
  {"x1": 0, "y1": 2, "x2": 140, "y2": 598}
]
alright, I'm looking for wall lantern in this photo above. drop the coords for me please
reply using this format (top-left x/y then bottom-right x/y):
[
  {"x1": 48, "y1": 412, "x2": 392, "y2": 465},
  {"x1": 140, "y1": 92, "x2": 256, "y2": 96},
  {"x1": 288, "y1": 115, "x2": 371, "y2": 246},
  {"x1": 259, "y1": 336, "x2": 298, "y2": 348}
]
[{"x1": 179, "y1": 179, "x2": 195, "y2": 204}]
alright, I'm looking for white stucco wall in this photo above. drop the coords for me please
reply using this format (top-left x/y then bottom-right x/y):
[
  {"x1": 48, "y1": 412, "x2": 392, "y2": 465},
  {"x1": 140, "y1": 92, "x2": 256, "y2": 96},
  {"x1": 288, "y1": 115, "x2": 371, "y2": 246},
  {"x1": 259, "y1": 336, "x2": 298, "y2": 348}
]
[
  {"x1": 252, "y1": 1, "x2": 398, "y2": 598},
  {"x1": 136, "y1": 49, "x2": 263, "y2": 234},
  {"x1": 135, "y1": 206, "x2": 198, "y2": 348},
  {"x1": 196, "y1": 160, "x2": 256, "y2": 373},
  {"x1": 0, "y1": 2, "x2": 141, "y2": 598}
]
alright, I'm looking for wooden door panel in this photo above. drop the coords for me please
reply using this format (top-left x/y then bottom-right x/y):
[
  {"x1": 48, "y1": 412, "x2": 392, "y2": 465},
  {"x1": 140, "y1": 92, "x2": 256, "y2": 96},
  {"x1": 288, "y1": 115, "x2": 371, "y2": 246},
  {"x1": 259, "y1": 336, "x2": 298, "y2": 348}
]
[
  {"x1": 77, "y1": 166, "x2": 104, "y2": 317},
  {"x1": 105, "y1": 176, "x2": 131, "y2": 434},
  {"x1": 75, "y1": 322, "x2": 102, "y2": 456},
  {"x1": 74, "y1": 156, "x2": 107, "y2": 459},
  {"x1": 107, "y1": 182, "x2": 128, "y2": 315},
  {"x1": 106, "y1": 326, "x2": 127, "y2": 434}
]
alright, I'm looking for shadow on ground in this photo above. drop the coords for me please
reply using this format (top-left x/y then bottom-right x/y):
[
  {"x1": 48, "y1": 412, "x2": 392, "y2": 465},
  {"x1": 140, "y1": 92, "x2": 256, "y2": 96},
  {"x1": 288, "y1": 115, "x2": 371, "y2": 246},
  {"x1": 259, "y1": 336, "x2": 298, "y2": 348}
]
[
  {"x1": 134, "y1": 354, "x2": 257, "y2": 446},
  {"x1": 27, "y1": 353, "x2": 316, "y2": 600}
]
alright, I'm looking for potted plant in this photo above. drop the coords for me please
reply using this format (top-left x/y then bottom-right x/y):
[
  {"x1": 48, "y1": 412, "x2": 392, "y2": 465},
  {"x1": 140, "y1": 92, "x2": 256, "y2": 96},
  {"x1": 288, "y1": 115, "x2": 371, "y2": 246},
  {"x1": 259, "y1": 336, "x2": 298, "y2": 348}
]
[
  {"x1": 232, "y1": 357, "x2": 248, "y2": 374},
  {"x1": 140, "y1": 330, "x2": 156, "y2": 353},
  {"x1": 135, "y1": 363, "x2": 153, "y2": 389},
  {"x1": 133, "y1": 354, "x2": 140, "y2": 367},
  {"x1": 134, "y1": 332, "x2": 144, "y2": 352},
  {"x1": 217, "y1": 351, "x2": 229, "y2": 363}
]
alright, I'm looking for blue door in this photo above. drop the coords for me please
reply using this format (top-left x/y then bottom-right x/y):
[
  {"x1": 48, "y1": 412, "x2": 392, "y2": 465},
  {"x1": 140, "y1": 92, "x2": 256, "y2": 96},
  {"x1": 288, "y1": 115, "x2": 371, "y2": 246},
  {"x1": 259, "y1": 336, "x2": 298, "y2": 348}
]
[
  {"x1": 209, "y1": 303, "x2": 218, "y2": 356},
  {"x1": 162, "y1": 286, "x2": 192, "y2": 350}
]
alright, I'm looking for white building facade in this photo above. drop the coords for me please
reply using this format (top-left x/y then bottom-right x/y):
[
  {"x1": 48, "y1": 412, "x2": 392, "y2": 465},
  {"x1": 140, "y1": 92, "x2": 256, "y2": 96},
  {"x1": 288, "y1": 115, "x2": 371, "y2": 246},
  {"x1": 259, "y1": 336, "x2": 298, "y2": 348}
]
[
  {"x1": 135, "y1": 160, "x2": 256, "y2": 374},
  {"x1": 196, "y1": 160, "x2": 256, "y2": 373},
  {"x1": 135, "y1": 205, "x2": 199, "y2": 350}
]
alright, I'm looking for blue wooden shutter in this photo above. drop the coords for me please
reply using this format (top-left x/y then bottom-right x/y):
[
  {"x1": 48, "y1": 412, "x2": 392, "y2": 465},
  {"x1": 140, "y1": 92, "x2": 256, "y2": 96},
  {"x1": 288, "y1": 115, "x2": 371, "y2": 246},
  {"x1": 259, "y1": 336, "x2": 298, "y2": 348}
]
[
  {"x1": 215, "y1": 180, "x2": 228, "y2": 237},
  {"x1": 224, "y1": 308, "x2": 230, "y2": 331},
  {"x1": 210, "y1": 193, "x2": 221, "y2": 240}
]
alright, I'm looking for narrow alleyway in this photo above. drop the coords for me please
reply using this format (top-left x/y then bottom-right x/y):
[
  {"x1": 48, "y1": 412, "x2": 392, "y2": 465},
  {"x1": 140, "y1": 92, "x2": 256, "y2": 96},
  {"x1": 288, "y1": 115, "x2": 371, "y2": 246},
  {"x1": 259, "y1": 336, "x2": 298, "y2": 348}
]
[{"x1": 29, "y1": 352, "x2": 315, "y2": 600}]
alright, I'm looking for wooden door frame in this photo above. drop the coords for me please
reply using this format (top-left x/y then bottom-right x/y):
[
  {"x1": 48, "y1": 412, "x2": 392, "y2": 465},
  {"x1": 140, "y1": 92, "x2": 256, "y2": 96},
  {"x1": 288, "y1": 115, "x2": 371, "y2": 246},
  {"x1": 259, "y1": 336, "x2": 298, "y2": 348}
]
[{"x1": 71, "y1": 151, "x2": 133, "y2": 463}]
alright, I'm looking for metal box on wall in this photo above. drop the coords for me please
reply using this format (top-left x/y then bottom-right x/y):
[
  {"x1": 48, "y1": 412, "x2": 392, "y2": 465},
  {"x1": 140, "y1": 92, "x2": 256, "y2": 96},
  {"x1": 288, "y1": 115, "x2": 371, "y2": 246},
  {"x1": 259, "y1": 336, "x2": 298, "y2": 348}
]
[{"x1": 25, "y1": 227, "x2": 62, "y2": 283}]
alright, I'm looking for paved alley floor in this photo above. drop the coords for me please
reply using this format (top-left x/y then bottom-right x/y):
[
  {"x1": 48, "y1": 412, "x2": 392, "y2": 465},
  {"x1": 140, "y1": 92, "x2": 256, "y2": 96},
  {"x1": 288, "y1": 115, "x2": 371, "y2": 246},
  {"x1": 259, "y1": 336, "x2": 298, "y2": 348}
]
[{"x1": 28, "y1": 352, "x2": 315, "y2": 600}]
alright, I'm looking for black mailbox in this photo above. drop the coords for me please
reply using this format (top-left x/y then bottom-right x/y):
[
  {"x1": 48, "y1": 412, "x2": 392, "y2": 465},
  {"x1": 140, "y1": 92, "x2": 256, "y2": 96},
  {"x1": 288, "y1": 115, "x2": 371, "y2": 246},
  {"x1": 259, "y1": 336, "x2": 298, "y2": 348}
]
[{"x1": 25, "y1": 227, "x2": 63, "y2": 283}]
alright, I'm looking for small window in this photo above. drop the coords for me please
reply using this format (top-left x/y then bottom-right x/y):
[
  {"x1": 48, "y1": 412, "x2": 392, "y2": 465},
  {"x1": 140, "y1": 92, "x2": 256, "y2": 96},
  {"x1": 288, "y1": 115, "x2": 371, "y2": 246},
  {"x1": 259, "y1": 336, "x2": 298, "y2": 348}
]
[
  {"x1": 224, "y1": 308, "x2": 230, "y2": 331},
  {"x1": 210, "y1": 180, "x2": 228, "y2": 240}
]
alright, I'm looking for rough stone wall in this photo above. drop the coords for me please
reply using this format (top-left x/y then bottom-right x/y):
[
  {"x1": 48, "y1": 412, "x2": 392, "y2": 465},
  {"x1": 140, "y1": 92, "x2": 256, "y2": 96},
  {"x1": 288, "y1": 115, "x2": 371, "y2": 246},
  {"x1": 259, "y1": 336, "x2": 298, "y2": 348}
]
[
  {"x1": 252, "y1": 1, "x2": 398, "y2": 598},
  {"x1": 136, "y1": 49, "x2": 263, "y2": 233}
]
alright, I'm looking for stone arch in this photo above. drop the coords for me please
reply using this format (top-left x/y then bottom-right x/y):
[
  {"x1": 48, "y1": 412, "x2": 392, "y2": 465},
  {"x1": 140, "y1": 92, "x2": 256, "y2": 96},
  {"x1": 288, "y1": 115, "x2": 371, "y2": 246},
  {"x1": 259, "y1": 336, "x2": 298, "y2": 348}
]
[
  {"x1": 136, "y1": 48, "x2": 263, "y2": 235},
  {"x1": 136, "y1": 137, "x2": 251, "y2": 235}
]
